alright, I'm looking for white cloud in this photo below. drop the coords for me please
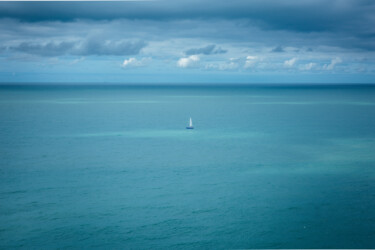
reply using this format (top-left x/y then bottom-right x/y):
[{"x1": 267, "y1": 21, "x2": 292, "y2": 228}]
[
  {"x1": 177, "y1": 55, "x2": 200, "y2": 68},
  {"x1": 246, "y1": 55, "x2": 257, "y2": 60},
  {"x1": 323, "y1": 57, "x2": 342, "y2": 70},
  {"x1": 299, "y1": 62, "x2": 316, "y2": 71},
  {"x1": 222, "y1": 62, "x2": 239, "y2": 70},
  {"x1": 122, "y1": 57, "x2": 151, "y2": 68},
  {"x1": 284, "y1": 57, "x2": 297, "y2": 67},
  {"x1": 244, "y1": 55, "x2": 258, "y2": 68},
  {"x1": 204, "y1": 57, "x2": 243, "y2": 71},
  {"x1": 205, "y1": 61, "x2": 239, "y2": 71}
]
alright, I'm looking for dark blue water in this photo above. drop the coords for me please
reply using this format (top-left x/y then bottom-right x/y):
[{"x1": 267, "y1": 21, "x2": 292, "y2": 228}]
[{"x1": 1, "y1": 84, "x2": 375, "y2": 249}]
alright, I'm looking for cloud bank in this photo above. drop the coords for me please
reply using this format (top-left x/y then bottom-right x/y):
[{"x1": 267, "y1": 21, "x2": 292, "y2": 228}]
[{"x1": 7, "y1": 38, "x2": 147, "y2": 57}]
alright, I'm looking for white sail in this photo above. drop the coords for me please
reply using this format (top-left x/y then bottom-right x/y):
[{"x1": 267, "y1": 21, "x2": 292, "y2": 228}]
[{"x1": 189, "y1": 117, "x2": 193, "y2": 127}]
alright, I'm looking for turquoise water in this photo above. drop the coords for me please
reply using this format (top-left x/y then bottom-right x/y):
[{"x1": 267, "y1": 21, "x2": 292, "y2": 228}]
[{"x1": 1, "y1": 84, "x2": 375, "y2": 249}]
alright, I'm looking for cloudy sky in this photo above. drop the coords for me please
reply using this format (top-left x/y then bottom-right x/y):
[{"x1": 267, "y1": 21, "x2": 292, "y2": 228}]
[{"x1": 0, "y1": 0, "x2": 374, "y2": 84}]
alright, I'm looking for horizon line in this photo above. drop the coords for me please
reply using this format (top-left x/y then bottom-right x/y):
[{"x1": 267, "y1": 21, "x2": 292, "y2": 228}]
[{"x1": 1, "y1": 82, "x2": 375, "y2": 87}]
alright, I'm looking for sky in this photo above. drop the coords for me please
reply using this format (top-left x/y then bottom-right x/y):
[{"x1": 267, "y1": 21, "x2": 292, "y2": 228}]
[{"x1": 0, "y1": 0, "x2": 374, "y2": 84}]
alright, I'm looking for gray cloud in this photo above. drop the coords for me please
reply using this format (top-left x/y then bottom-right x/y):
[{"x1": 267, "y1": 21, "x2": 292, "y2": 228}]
[
  {"x1": 73, "y1": 39, "x2": 147, "y2": 56},
  {"x1": 0, "y1": 1, "x2": 374, "y2": 51},
  {"x1": 10, "y1": 41, "x2": 75, "y2": 57},
  {"x1": 185, "y1": 45, "x2": 227, "y2": 55},
  {"x1": 271, "y1": 46, "x2": 284, "y2": 53},
  {"x1": 7, "y1": 38, "x2": 147, "y2": 57},
  {"x1": 0, "y1": 0, "x2": 373, "y2": 33}
]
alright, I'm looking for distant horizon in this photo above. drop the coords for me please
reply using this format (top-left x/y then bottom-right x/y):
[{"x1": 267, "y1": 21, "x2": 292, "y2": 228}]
[{"x1": 1, "y1": 82, "x2": 375, "y2": 87}]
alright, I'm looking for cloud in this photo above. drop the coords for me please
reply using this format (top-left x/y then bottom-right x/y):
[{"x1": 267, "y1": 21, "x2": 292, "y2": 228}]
[
  {"x1": 122, "y1": 57, "x2": 151, "y2": 68},
  {"x1": 7, "y1": 38, "x2": 147, "y2": 57},
  {"x1": 177, "y1": 55, "x2": 200, "y2": 68},
  {"x1": 299, "y1": 62, "x2": 316, "y2": 70},
  {"x1": 185, "y1": 44, "x2": 227, "y2": 55},
  {"x1": 122, "y1": 58, "x2": 137, "y2": 67},
  {"x1": 1, "y1": 1, "x2": 372, "y2": 34},
  {"x1": 284, "y1": 57, "x2": 297, "y2": 67},
  {"x1": 271, "y1": 45, "x2": 284, "y2": 52},
  {"x1": 10, "y1": 41, "x2": 75, "y2": 57},
  {"x1": 205, "y1": 58, "x2": 240, "y2": 71},
  {"x1": 74, "y1": 39, "x2": 146, "y2": 56},
  {"x1": 323, "y1": 57, "x2": 342, "y2": 70},
  {"x1": 244, "y1": 55, "x2": 258, "y2": 68},
  {"x1": 70, "y1": 57, "x2": 85, "y2": 65},
  {"x1": 1, "y1": 1, "x2": 375, "y2": 52}
]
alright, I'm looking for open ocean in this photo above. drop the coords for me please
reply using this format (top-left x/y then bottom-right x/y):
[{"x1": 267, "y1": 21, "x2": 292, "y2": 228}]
[{"x1": 0, "y1": 84, "x2": 375, "y2": 249}]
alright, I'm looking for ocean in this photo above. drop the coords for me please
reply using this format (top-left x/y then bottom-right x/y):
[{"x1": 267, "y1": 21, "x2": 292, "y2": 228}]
[{"x1": 0, "y1": 84, "x2": 375, "y2": 249}]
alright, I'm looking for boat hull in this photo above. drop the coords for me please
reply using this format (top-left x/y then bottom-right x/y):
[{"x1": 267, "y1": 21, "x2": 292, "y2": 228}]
[{"x1": 186, "y1": 126, "x2": 194, "y2": 129}]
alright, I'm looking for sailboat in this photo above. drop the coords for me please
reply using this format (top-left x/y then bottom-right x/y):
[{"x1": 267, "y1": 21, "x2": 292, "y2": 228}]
[{"x1": 186, "y1": 117, "x2": 194, "y2": 129}]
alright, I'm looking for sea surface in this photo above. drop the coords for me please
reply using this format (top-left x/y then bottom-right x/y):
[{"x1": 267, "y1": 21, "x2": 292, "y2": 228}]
[{"x1": 0, "y1": 84, "x2": 375, "y2": 249}]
